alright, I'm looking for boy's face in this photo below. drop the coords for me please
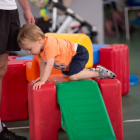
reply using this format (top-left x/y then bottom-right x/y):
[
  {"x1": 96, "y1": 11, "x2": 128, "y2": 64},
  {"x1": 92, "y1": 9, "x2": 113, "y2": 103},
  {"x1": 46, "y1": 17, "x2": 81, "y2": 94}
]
[{"x1": 22, "y1": 37, "x2": 43, "y2": 55}]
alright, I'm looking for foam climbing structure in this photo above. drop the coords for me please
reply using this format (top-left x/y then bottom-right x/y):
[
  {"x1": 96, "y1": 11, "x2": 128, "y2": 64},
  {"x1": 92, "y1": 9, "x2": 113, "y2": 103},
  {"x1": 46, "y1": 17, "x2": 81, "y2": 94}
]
[
  {"x1": 94, "y1": 78, "x2": 123, "y2": 140},
  {"x1": 28, "y1": 75, "x2": 123, "y2": 140},
  {"x1": 28, "y1": 81, "x2": 61, "y2": 140}
]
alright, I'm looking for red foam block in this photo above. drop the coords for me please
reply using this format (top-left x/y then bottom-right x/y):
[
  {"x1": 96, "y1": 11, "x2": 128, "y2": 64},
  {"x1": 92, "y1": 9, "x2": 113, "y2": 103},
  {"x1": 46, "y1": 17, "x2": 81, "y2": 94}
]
[
  {"x1": 28, "y1": 81, "x2": 61, "y2": 140},
  {"x1": 99, "y1": 44, "x2": 129, "y2": 95},
  {"x1": 1, "y1": 59, "x2": 28, "y2": 121},
  {"x1": 28, "y1": 78, "x2": 123, "y2": 140},
  {"x1": 94, "y1": 78, "x2": 123, "y2": 140},
  {"x1": 8, "y1": 56, "x2": 18, "y2": 61}
]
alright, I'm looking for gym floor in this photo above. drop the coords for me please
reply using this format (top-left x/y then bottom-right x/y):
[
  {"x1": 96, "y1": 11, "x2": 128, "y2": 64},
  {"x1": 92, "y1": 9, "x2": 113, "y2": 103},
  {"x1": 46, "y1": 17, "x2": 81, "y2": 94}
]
[{"x1": 4, "y1": 31, "x2": 140, "y2": 140}]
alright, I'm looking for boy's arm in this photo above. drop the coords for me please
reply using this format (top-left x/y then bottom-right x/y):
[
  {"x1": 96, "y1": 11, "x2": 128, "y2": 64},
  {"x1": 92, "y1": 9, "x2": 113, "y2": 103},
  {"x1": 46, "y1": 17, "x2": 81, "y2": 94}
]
[
  {"x1": 33, "y1": 57, "x2": 54, "y2": 90},
  {"x1": 40, "y1": 58, "x2": 54, "y2": 82},
  {"x1": 32, "y1": 59, "x2": 45, "y2": 84},
  {"x1": 40, "y1": 59, "x2": 45, "y2": 78}
]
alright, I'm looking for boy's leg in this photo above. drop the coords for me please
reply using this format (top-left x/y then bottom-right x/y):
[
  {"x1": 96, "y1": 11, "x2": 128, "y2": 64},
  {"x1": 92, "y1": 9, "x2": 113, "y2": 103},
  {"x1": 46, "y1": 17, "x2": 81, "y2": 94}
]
[
  {"x1": 62, "y1": 74, "x2": 69, "y2": 77},
  {"x1": 83, "y1": 68, "x2": 95, "y2": 71},
  {"x1": 68, "y1": 44, "x2": 115, "y2": 81},
  {"x1": 69, "y1": 68, "x2": 99, "y2": 80},
  {"x1": 69, "y1": 67, "x2": 116, "y2": 80}
]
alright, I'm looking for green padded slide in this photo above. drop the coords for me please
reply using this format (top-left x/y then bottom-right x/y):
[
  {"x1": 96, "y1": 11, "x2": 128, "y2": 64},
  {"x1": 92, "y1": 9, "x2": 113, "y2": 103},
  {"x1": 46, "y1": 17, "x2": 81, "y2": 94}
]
[{"x1": 56, "y1": 80, "x2": 116, "y2": 140}]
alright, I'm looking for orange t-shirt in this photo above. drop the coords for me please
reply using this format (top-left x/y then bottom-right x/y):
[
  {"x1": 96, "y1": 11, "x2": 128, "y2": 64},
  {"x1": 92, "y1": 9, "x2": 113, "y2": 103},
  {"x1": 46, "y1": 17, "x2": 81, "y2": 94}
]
[{"x1": 39, "y1": 36, "x2": 77, "y2": 71}]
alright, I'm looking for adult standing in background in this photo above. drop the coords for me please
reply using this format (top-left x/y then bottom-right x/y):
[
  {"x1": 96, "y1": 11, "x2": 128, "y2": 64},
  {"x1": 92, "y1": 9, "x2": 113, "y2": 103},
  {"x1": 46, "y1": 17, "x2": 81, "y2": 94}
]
[
  {"x1": 105, "y1": 0, "x2": 126, "y2": 36},
  {"x1": 0, "y1": 0, "x2": 35, "y2": 139}
]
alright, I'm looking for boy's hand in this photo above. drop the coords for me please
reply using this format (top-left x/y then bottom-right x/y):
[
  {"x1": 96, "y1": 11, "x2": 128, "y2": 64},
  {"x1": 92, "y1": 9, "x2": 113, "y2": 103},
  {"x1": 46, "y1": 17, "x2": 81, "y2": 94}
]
[
  {"x1": 33, "y1": 80, "x2": 45, "y2": 90},
  {"x1": 32, "y1": 77, "x2": 41, "y2": 84},
  {"x1": 32, "y1": 58, "x2": 54, "y2": 90}
]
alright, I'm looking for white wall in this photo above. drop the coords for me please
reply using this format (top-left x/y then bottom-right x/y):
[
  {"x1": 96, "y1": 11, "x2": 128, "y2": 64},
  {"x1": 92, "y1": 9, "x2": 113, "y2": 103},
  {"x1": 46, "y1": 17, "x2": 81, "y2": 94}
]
[
  {"x1": 69, "y1": 0, "x2": 104, "y2": 44},
  {"x1": 15, "y1": 0, "x2": 104, "y2": 56}
]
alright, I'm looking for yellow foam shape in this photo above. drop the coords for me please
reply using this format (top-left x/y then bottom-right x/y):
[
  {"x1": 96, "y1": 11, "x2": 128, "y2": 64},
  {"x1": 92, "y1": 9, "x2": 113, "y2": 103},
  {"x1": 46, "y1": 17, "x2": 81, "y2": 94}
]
[{"x1": 45, "y1": 33, "x2": 93, "y2": 68}]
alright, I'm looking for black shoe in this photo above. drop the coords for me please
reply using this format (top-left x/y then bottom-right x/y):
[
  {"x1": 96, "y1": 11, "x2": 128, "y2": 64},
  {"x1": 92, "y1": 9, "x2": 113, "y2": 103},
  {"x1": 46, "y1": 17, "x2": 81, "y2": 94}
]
[{"x1": 0, "y1": 124, "x2": 27, "y2": 140}]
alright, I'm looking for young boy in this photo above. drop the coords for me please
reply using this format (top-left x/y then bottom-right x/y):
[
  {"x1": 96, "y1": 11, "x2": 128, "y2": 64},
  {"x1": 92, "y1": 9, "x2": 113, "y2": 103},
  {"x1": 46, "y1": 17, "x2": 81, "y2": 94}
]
[{"x1": 17, "y1": 24, "x2": 116, "y2": 90}]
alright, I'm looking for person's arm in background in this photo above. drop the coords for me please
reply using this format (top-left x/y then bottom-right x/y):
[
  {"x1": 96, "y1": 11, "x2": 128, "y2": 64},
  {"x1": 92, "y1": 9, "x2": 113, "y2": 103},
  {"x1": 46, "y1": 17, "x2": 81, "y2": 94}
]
[{"x1": 17, "y1": 0, "x2": 35, "y2": 24}]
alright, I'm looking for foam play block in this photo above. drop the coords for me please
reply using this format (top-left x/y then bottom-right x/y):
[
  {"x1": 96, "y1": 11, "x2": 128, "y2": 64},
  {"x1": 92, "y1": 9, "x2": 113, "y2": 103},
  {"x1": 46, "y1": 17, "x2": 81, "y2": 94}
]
[
  {"x1": 8, "y1": 58, "x2": 32, "y2": 64},
  {"x1": 48, "y1": 75, "x2": 91, "y2": 84},
  {"x1": 93, "y1": 44, "x2": 109, "y2": 64},
  {"x1": 28, "y1": 81, "x2": 61, "y2": 140},
  {"x1": 99, "y1": 44, "x2": 129, "y2": 95},
  {"x1": 93, "y1": 78, "x2": 123, "y2": 140},
  {"x1": 28, "y1": 75, "x2": 121, "y2": 140},
  {"x1": 8, "y1": 56, "x2": 18, "y2": 61},
  {"x1": 1, "y1": 59, "x2": 29, "y2": 121},
  {"x1": 56, "y1": 80, "x2": 116, "y2": 140},
  {"x1": 26, "y1": 56, "x2": 40, "y2": 82}
]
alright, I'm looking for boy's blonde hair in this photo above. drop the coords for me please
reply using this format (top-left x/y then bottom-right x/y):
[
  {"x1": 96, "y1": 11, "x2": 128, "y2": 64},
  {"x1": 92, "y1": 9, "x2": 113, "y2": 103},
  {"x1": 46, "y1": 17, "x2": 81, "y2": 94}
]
[{"x1": 17, "y1": 24, "x2": 45, "y2": 48}]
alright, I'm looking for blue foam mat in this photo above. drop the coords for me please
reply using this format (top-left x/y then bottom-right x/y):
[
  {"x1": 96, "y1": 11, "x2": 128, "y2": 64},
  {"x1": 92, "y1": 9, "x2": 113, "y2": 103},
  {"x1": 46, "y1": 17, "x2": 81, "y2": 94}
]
[
  {"x1": 93, "y1": 44, "x2": 109, "y2": 64},
  {"x1": 130, "y1": 75, "x2": 140, "y2": 85},
  {"x1": 16, "y1": 55, "x2": 33, "y2": 60}
]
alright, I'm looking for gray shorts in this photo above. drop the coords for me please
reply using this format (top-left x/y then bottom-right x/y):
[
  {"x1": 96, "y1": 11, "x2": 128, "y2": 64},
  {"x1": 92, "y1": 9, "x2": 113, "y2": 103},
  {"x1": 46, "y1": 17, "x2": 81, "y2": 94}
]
[{"x1": 0, "y1": 9, "x2": 21, "y2": 55}]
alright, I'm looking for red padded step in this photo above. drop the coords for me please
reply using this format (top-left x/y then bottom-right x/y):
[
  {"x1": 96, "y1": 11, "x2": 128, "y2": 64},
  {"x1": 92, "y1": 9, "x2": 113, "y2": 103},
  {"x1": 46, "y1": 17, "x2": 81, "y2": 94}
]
[
  {"x1": 99, "y1": 44, "x2": 129, "y2": 95},
  {"x1": 28, "y1": 75, "x2": 123, "y2": 140},
  {"x1": 94, "y1": 78, "x2": 123, "y2": 140},
  {"x1": 8, "y1": 56, "x2": 18, "y2": 61},
  {"x1": 1, "y1": 59, "x2": 29, "y2": 121},
  {"x1": 28, "y1": 81, "x2": 61, "y2": 140}
]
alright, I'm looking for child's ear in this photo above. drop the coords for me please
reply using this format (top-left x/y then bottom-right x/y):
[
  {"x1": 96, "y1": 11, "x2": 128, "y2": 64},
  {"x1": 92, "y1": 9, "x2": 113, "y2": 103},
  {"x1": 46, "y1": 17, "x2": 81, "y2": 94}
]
[{"x1": 38, "y1": 37, "x2": 43, "y2": 43}]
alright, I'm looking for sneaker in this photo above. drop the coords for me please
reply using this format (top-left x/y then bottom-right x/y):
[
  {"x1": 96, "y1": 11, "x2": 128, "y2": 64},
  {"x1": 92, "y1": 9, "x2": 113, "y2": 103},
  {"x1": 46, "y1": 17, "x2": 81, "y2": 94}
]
[{"x1": 0, "y1": 123, "x2": 27, "y2": 140}]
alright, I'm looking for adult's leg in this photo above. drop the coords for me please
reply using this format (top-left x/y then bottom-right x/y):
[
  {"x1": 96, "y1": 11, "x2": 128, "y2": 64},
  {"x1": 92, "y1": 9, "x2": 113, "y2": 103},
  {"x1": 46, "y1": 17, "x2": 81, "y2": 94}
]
[{"x1": 0, "y1": 51, "x2": 9, "y2": 132}]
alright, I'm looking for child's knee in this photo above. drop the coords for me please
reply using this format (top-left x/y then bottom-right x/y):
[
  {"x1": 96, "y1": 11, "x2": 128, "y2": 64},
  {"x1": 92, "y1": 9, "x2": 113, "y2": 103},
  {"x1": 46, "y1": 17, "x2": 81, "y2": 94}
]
[{"x1": 69, "y1": 75, "x2": 78, "y2": 81}]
